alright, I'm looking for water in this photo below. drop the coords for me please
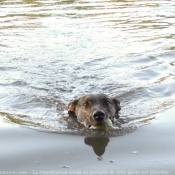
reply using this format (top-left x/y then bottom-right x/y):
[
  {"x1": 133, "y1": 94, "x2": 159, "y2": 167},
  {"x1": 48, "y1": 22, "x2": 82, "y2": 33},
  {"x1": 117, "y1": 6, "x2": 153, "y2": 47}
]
[{"x1": 0, "y1": 0, "x2": 175, "y2": 136}]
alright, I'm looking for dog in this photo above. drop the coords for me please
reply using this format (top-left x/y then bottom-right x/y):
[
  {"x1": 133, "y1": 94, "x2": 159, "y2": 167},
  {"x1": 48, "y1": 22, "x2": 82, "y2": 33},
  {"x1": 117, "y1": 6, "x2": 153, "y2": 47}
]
[{"x1": 67, "y1": 94, "x2": 121, "y2": 128}]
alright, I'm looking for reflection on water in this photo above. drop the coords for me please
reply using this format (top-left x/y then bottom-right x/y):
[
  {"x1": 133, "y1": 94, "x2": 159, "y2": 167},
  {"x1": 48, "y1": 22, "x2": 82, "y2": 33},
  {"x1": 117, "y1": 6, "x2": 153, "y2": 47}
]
[
  {"x1": 0, "y1": 0, "x2": 175, "y2": 136},
  {"x1": 85, "y1": 137, "x2": 109, "y2": 158}
]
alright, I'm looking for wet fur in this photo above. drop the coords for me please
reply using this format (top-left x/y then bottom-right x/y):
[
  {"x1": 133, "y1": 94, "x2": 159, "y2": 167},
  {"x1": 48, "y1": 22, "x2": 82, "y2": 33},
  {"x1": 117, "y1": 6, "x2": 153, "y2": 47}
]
[{"x1": 67, "y1": 94, "x2": 121, "y2": 128}]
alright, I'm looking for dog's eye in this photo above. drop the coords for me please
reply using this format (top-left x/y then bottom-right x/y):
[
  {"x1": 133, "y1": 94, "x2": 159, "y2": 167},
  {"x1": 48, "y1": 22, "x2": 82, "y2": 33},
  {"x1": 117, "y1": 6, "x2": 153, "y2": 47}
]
[
  {"x1": 105, "y1": 101, "x2": 111, "y2": 106},
  {"x1": 83, "y1": 102, "x2": 89, "y2": 107}
]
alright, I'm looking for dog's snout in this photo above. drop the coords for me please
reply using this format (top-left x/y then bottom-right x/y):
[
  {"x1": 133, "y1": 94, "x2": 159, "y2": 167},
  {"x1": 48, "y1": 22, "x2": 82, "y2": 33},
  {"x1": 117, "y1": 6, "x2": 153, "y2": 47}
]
[{"x1": 93, "y1": 111, "x2": 105, "y2": 121}]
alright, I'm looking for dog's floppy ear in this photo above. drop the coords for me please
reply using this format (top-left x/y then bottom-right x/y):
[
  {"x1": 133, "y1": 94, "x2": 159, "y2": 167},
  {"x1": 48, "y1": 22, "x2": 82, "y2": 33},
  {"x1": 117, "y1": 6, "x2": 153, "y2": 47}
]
[
  {"x1": 67, "y1": 99, "x2": 79, "y2": 117},
  {"x1": 112, "y1": 98, "x2": 121, "y2": 118}
]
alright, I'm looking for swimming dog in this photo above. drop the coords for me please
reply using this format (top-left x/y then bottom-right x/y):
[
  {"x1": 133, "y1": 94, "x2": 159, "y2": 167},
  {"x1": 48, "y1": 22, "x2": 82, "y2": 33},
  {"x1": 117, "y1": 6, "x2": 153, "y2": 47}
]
[{"x1": 67, "y1": 94, "x2": 121, "y2": 128}]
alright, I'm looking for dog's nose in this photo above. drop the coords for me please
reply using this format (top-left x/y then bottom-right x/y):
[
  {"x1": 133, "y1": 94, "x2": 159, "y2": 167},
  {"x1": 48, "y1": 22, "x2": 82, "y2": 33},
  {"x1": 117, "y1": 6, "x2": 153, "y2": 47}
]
[{"x1": 93, "y1": 111, "x2": 105, "y2": 121}]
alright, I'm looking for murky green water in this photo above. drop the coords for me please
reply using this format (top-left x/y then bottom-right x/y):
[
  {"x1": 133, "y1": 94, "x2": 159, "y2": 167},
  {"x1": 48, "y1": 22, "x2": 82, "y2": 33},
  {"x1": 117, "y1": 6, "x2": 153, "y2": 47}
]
[{"x1": 0, "y1": 0, "x2": 175, "y2": 135}]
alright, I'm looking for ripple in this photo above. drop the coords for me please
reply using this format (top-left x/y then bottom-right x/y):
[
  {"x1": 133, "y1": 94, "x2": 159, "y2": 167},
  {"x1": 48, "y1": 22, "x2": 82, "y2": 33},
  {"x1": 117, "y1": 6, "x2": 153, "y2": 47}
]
[{"x1": 0, "y1": 110, "x2": 138, "y2": 137}]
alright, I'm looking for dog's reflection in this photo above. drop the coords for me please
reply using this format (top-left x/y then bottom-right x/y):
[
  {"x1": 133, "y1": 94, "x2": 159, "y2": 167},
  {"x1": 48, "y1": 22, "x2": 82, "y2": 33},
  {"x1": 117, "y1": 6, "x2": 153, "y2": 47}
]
[{"x1": 84, "y1": 137, "x2": 109, "y2": 157}]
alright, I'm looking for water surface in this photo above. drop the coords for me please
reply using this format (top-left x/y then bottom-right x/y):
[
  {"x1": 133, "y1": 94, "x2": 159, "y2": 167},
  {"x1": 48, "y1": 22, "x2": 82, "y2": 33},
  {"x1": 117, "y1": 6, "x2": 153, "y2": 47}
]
[{"x1": 0, "y1": 0, "x2": 175, "y2": 135}]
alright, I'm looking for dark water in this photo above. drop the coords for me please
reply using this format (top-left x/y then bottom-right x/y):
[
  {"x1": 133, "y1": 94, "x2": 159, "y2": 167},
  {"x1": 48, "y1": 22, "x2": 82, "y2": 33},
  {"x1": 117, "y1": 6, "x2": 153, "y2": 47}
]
[{"x1": 0, "y1": 0, "x2": 175, "y2": 136}]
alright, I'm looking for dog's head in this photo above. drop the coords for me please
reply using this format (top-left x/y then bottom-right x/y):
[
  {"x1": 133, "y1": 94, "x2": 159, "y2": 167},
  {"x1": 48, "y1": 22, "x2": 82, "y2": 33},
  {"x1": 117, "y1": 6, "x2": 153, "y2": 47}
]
[{"x1": 67, "y1": 94, "x2": 121, "y2": 127}]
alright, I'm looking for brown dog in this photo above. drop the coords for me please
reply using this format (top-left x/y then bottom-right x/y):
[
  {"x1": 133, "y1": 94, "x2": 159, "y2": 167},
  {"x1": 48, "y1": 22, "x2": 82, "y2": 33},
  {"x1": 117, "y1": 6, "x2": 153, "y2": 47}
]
[{"x1": 67, "y1": 94, "x2": 121, "y2": 128}]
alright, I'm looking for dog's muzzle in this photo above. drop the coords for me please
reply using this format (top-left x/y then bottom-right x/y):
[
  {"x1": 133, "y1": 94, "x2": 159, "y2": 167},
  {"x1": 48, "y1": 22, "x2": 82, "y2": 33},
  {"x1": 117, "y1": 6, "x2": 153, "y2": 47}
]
[{"x1": 92, "y1": 110, "x2": 105, "y2": 122}]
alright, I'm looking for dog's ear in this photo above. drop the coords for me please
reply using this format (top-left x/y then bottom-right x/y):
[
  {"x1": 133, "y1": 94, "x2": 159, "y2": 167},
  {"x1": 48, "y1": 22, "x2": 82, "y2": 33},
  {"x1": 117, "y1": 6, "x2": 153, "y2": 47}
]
[
  {"x1": 112, "y1": 98, "x2": 121, "y2": 118},
  {"x1": 67, "y1": 99, "x2": 79, "y2": 117}
]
